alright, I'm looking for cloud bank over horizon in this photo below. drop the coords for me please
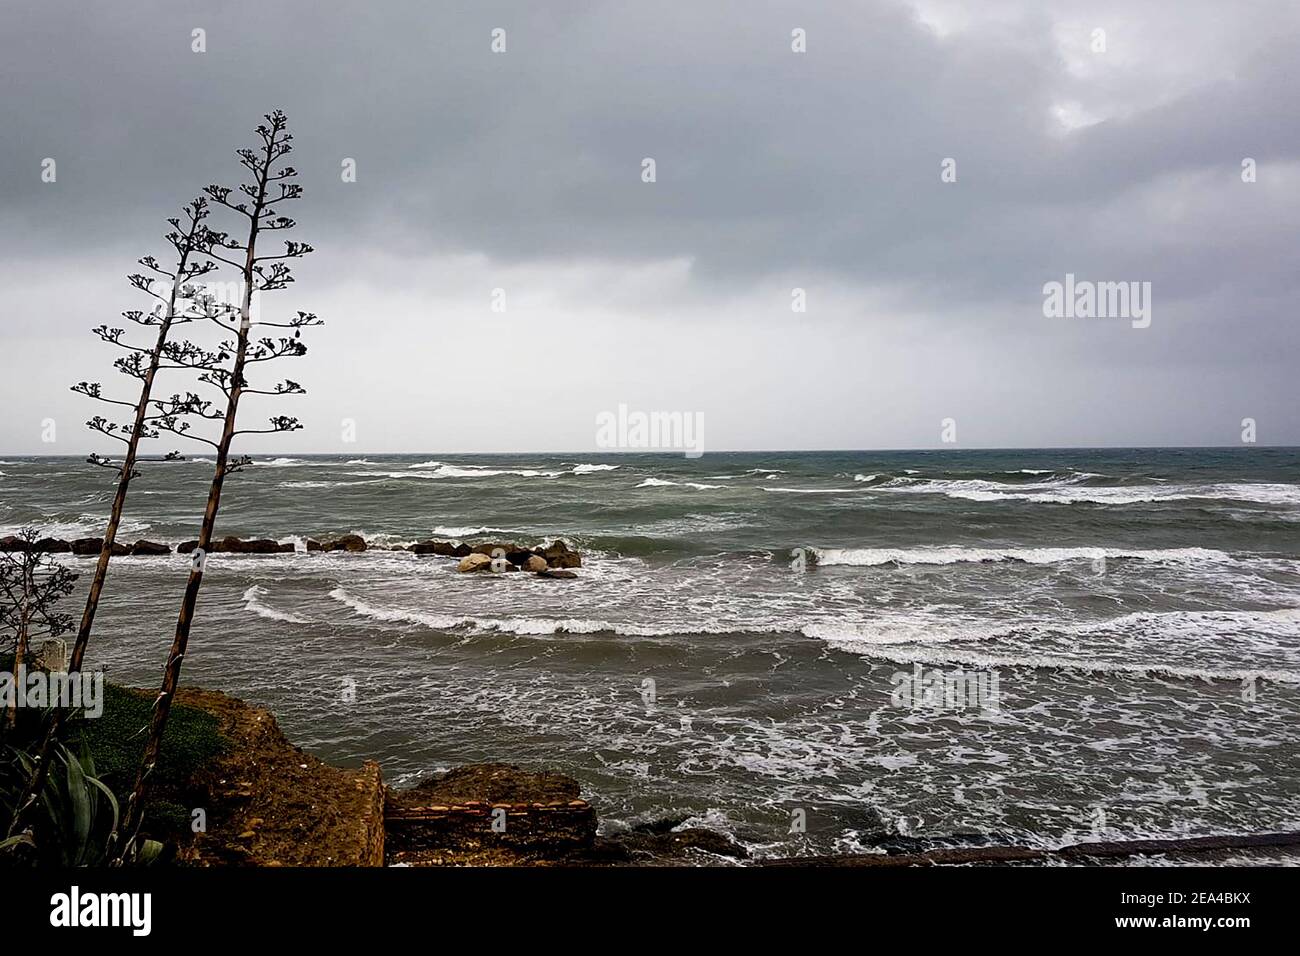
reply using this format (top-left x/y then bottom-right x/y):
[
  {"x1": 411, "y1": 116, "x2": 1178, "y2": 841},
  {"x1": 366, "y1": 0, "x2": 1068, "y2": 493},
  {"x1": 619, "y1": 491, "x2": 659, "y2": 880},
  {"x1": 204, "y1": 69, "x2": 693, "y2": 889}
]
[{"x1": 1, "y1": 0, "x2": 1297, "y2": 454}]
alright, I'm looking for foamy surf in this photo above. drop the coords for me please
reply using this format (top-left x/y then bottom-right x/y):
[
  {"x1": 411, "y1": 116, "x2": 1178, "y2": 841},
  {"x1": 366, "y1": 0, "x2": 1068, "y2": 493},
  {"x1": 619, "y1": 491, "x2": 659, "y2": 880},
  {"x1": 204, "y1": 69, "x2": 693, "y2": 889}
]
[
  {"x1": 242, "y1": 585, "x2": 310, "y2": 624},
  {"x1": 814, "y1": 638, "x2": 1300, "y2": 686},
  {"x1": 636, "y1": 478, "x2": 723, "y2": 490},
  {"x1": 810, "y1": 545, "x2": 1236, "y2": 567}
]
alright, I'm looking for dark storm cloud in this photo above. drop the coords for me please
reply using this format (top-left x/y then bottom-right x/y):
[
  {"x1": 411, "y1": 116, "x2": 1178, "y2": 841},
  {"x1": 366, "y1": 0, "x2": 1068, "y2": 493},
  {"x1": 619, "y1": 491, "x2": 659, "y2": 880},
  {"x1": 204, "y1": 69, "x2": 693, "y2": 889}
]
[{"x1": 1, "y1": 0, "x2": 1297, "y2": 451}]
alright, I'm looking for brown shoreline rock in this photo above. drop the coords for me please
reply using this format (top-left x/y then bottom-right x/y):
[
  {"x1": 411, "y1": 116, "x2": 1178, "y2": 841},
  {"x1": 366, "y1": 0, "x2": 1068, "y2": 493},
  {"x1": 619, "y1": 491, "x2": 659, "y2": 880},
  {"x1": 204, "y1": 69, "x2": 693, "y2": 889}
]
[
  {"x1": 327, "y1": 534, "x2": 367, "y2": 552},
  {"x1": 172, "y1": 688, "x2": 384, "y2": 867},
  {"x1": 540, "y1": 540, "x2": 582, "y2": 569},
  {"x1": 457, "y1": 553, "x2": 492, "y2": 573},
  {"x1": 471, "y1": 542, "x2": 521, "y2": 557},
  {"x1": 384, "y1": 763, "x2": 595, "y2": 865},
  {"x1": 177, "y1": 537, "x2": 295, "y2": 554},
  {"x1": 410, "y1": 540, "x2": 458, "y2": 556},
  {"x1": 131, "y1": 539, "x2": 172, "y2": 556},
  {"x1": 71, "y1": 537, "x2": 103, "y2": 556}
]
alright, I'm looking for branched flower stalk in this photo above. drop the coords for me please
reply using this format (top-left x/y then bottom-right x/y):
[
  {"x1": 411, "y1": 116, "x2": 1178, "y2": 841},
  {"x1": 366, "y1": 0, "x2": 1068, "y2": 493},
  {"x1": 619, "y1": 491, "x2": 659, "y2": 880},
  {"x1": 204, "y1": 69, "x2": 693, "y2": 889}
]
[
  {"x1": 6, "y1": 201, "x2": 217, "y2": 838},
  {"x1": 116, "y1": 111, "x2": 321, "y2": 861}
]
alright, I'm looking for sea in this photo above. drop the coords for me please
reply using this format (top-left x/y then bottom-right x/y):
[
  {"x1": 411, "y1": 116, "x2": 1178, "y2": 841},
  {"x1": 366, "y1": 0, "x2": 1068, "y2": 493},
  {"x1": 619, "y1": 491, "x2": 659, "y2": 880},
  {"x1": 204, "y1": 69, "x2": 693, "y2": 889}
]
[{"x1": 2, "y1": 447, "x2": 1298, "y2": 859}]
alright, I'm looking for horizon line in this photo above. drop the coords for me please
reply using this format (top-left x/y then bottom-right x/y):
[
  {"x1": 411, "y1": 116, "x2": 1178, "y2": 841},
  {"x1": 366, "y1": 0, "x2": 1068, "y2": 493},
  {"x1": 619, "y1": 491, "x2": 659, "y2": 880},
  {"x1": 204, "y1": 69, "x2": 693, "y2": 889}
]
[{"x1": 3, "y1": 443, "x2": 1297, "y2": 457}]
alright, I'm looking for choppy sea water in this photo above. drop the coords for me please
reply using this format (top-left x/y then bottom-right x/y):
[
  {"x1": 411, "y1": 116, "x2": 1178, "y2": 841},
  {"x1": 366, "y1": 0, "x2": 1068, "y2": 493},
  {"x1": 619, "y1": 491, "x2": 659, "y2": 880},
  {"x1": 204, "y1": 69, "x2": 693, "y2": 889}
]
[{"x1": 2, "y1": 448, "x2": 1298, "y2": 859}]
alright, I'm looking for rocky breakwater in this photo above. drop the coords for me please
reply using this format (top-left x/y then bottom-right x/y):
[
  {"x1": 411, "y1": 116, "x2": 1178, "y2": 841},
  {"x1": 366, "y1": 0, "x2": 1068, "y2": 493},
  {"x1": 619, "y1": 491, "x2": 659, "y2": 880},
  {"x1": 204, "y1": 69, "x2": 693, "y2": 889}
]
[
  {"x1": 448, "y1": 539, "x2": 582, "y2": 579},
  {"x1": 0, "y1": 532, "x2": 586, "y2": 577},
  {"x1": 1, "y1": 535, "x2": 175, "y2": 557},
  {"x1": 178, "y1": 536, "x2": 295, "y2": 554}
]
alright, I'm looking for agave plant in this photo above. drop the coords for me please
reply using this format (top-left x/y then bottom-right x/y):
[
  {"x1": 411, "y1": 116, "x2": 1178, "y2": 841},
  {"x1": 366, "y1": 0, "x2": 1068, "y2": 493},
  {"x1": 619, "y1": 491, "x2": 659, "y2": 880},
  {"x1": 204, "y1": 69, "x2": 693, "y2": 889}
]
[{"x1": 1, "y1": 742, "x2": 159, "y2": 867}]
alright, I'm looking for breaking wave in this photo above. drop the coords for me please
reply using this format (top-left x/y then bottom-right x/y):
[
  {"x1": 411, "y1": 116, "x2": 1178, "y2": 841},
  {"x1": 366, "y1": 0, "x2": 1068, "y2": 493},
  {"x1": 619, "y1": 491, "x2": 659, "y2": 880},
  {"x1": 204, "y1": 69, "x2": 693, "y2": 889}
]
[
  {"x1": 810, "y1": 545, "x2": 1236, "y2": 567},
  {"x1": 241, "y1": 585, "x2": 309, "y2": 624}
]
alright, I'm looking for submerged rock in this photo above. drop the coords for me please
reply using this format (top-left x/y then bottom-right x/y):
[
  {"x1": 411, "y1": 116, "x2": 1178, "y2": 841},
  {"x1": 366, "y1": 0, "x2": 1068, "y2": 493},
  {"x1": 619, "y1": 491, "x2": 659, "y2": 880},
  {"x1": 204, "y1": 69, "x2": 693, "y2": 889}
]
[{"x1": 536, "y1": 568, "x2": 578, "y2": 580}]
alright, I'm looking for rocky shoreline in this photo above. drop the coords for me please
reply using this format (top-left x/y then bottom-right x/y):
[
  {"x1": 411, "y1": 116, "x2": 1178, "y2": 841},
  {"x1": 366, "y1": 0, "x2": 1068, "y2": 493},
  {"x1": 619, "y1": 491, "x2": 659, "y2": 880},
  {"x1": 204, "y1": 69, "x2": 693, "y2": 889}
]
[
  {"x1": 169, "y1": 690, "x2": 748, "y2": 867},
  {"x1": 0, "y1": 533, "x2": 584, "y2": 578}
]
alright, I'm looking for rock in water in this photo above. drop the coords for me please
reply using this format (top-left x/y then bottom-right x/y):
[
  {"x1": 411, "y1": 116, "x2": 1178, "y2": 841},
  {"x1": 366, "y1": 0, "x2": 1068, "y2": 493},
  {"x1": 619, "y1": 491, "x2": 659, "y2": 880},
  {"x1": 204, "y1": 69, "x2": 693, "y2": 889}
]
[
  {"x1": 457, "y1": 553, "x2": 493, "y2": 573},
  {"x1": 219, "y1": 537, "x2": 284, "y2": 554},
  {"x1": 536, "y1": 568, "x2": 578, "y2": 580},
  {"x1": 131, "y1": 540, "x2": 172, "y2": 556},
  {"x1": 71, "y1": 537, "x2": 103, "y2": 556},
  {"x1": 411, "y1": 540, "x2": 459, "y2": 556},
  {"x1": 540, "y1": 539, "x2": 582, "y2": 568},
  {"x1": 524, "y1": 554, "x2": 548, "y2": 572},
  {"x1": 327, "y1": 534, "x2": 368, "y2": 552},
  {"x1": 471, "y1": 542, "x2": 521, "y2": 557}
]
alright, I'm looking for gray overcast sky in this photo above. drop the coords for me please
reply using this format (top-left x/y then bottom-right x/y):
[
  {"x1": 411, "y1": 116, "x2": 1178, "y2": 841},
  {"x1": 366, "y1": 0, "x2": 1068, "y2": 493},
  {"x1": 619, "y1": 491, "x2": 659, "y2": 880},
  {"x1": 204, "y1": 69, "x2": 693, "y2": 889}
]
[{"x1": 1, "y1": 0, "x2": 1297, "y2": 455}]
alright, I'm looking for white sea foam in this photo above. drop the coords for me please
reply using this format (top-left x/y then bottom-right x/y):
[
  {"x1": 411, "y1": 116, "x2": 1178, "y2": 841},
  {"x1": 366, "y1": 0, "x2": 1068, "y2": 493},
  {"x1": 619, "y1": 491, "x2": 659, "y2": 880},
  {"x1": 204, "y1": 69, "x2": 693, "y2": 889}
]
[
  {"x1": 572, "y1": 463, "x2": 620, "y2": 474},
  {"x1": 881, "y1": 478, "x2": 1300, "y2": 507},
  {"x1": 365, "y1": 464, "x2": 560, "y2": 480},
  {"x1": 0, "y1": 517, "x2": 150, "y2": 540},
  {"x1": 241, "y1": 585, "x2": 309, "y2": 624},
  {"x1": 810, "y1": 607, "x2": 1300, "y2": 684},
  {"x1": 431, "y1": 525, "x2": 520, "y2": 538},
  {"x1": 811, "y1": 545, "x2": 1235, "y2": 567},
  {"x1": 414, "y1": 463, "x2": 560, "y2": 479},
  {"x1": 329, "y1": 588, "x2": 781, "y2": 637},
  {"x1": 328, "y1": 588, "x2": 465, "y2": 629},
  {"x1": 635, "y1": 478, "x2": 722, "y2": 490},
  {"x1": 814, "y1": 638, "x2": 1300, "y2": 685},
  {"x1": 254, "y1": 457, "x2": 305, "y2": 467}
]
